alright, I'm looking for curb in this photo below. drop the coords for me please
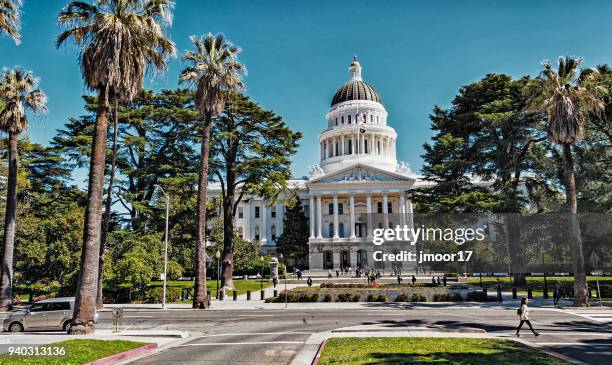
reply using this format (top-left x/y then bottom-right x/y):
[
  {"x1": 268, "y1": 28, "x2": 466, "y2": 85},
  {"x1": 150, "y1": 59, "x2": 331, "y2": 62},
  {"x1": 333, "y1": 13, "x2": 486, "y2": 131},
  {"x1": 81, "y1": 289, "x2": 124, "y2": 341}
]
[
  {"x1": 85, "y1": 343, "x2": 158, "y2": 365},
  {"x1": 505, "y1": 337, "x2": 584, "y2": 365},
  {"x1": 311, "y1": 339, "x2": 327, "y2": 365},
  {"x1": 331, "y1": 327, "x2": 485, "y2": 334}
]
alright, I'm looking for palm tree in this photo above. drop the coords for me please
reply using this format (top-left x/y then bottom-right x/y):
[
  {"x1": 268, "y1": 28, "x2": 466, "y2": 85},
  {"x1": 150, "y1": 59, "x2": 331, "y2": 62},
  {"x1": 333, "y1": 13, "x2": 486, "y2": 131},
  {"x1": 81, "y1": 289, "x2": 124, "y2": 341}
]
[
  {"x1": 57, "y1": 0, "x2": 175, "y2": 333},
  {"x1": 526, "y1": 56, "x2": 606, "y2": 306},
  {"x1": 179, "y1": 33, "x2": 245, "y2": 308},
  {"x1": 0, "y1": 67, "x2": 47, "y2": 311},
  {"x1": 0, "y1": 0, "x2": 22, "y2": 44}
]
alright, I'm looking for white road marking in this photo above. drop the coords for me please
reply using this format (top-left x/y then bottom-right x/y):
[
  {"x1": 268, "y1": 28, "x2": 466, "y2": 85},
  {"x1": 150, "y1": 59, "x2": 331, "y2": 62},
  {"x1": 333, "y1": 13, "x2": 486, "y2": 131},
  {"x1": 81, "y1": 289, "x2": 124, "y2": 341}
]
[
  {"x1": 203, "y1": 332, "x2": 313, "y2": 337},
  {"x1": 178, "y1": 341, "x2": 304, "y2": 346}
]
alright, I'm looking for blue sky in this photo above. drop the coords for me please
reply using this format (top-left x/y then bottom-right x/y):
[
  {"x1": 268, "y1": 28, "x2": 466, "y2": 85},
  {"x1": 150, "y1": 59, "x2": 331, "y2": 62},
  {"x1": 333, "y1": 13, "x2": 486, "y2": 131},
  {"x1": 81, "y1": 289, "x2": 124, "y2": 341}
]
[{"x1": 3, "y1": 0, "x2": 612, "y2": 181}]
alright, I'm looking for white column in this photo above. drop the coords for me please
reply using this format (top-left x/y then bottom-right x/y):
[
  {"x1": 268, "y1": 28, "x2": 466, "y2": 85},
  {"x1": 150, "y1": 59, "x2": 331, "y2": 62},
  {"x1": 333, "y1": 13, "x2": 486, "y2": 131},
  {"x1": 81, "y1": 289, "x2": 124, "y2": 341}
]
[
  {"x1": 406, "y1": 195, "x2": 414, "y2": 229},
  {"x1": 399, "y1": 193, "x2": 406, "y2": 227},
  {"x1": 244, "y1": 200, "x2": 251, "y2": 240},
  {"x1": 341, "y1": 135, "x2": 345, "y2": 155},
  {"x1": 366, "y1": 193, "x2": 372, "y2": 239},
  {"x1": 360, "y1": 133, "x2": 365, "y2": 155},
  {"x1": 309, "y1": 196, "x2": 315, "y2": 239},
  {"x1": 316, "y1": 195, "x2": 323, "y2": 239},
  {"x1": 349, "y1": 194, "x2": 356, "y2": 239},
  {"x1": 277, "y1": 202, "x2": 284, "y2": 238},
  {"x1": 332, "y1": 136, "x2": 336, "y2": 157},
  {"x1": 333, "y1": 195, "x2": 339, "y2": 239},
  {"x1": 261, "y1": 204, "x2": 268, "y2": 245},
  {"x1": 383, "y1": 193, "x2": 389, "y2": 228}
]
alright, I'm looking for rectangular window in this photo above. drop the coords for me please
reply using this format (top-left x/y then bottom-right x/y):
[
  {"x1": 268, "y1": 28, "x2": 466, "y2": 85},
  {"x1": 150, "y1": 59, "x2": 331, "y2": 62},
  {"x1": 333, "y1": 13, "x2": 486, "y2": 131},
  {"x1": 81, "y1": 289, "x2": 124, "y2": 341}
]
[
  {"x1": 328, "y1": 203, "x2": 334, "y2": 215},
  {"x1": 238, "y1": 207, "x2": 244, "y2": 219},
  {"x1": 348, "y1": 140, "x2": 352, "y2": 154},
  {"x1": 338, "y1": 203, "x2": 344, "y2": 215},
  {"x1": 255, "y1": 234, "x2": 260, "y2": 241},
  {"x1": 387, "y1": 202, "x2": 393, "y2": 214},
  {"x1": 341, "y1": 115, "x2": 344, "y2": 124},
  {"x1": 377, "y1": 202, "x2": 383, "y2": 214},
  {"x1": 348, "y1": 115, "x2": 352, "y2": 124},
  {"x1": 271, "y1": 207, "x2": 276, "y2": 218},
  {"x1": 364, "y1": 140, "x2": 368, "y2": 154},
  {"x1": 255, "y1": 206, "x2": 260, "y2": 218},
  {"x1": 335, "y1": 118, "x2": 338, "y2": 126}
]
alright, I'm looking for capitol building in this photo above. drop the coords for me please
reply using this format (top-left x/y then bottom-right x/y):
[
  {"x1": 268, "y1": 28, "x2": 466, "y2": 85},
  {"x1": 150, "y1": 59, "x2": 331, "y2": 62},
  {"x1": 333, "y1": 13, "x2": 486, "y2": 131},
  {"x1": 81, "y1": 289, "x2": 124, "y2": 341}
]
[{"x1": 210, "y1": 57, "x2": 431, "y2": 270}]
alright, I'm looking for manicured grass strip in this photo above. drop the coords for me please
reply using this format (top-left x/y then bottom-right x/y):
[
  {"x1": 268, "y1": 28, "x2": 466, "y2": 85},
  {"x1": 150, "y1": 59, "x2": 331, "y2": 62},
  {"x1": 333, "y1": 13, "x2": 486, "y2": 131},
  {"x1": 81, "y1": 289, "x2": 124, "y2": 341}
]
[
  {"x1": 148, "y1": 279, "x2": 271, "y2": 297},
  {"x1": 0, "y1": 339, "x2": 147, "y2": 365},
  {"x1": 318, "y1": 337, "x2": 568, "y2": 365}
]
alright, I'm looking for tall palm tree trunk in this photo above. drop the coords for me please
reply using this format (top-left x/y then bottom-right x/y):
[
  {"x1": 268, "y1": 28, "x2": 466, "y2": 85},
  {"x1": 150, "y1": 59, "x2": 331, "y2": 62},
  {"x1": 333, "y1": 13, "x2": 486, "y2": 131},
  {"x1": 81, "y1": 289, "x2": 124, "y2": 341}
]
[
  {"x1": 221, "y1": 187, "x2": 235, "y2": 291},
  {"x1": 70, "y1": 90, "x2": 110, "y2": 334},
  {"x1": 563, "y1": 143, "x2": 589, "y2": 307},
  {"x1": 193, "y1": 113, "x2": 211, "y2": 309},
  {"x1": 0, "y1": 131, "x2": 18, "y2": 311},
  {"x1": 96, "y1": 100, "x2": 119, "y2": 309}
]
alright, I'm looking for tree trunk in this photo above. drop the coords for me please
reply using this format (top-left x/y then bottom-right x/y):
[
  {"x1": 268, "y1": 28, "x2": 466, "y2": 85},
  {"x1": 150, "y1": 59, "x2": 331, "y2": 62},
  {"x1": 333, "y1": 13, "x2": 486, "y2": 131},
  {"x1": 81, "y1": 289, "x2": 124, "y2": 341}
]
[
  {"x1": 0, "y1": 131, "x2": 19, "y2": 311},
  {"x1": 220, "y1": 190, "x2": 235, "y2": 291},
  {"x1": 96, "y1": 100, "x2": 119, "y2": 309},
  {"x1": 193, "y1": 114, "x2": 211, "y2": 309},
  {"x1": 563, "y1": 143, "x2": 589, "y2": 307},
  {"x1": 70, "y1": 90, "x2": 110, "y2": 334}
]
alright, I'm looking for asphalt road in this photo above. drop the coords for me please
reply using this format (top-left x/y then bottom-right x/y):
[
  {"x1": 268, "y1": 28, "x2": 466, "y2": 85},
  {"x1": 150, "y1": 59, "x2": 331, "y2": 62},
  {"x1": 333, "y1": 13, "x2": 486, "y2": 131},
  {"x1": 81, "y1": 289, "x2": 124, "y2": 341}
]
[{"x1": 95, "y1": 307, "x2": 612, "y2": 365}]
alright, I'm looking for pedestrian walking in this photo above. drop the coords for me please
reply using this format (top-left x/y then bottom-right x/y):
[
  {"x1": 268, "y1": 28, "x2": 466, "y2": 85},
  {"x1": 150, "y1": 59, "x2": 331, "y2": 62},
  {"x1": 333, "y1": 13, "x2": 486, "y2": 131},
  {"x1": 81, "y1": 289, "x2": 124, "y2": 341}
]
[
  {"x1": 272, "y1": 276, "x2": 278, "y2": 289},
  {"x1": 552, "y1": 283, "x2": 560, "y2": 306},
  {"x1": 496, "y1": 279, "x2": 503, "y2": 302},
  {"x1": 516, "y1": 298, "x2": 539, "y2": 337},
  {"x1": 411, "y1": 275, "x2": 417, "y2": 286},
  {"x1": 336, "y1": 269, "x2": 340, "y2": 279},
  {"x1": 437, "y1": 276, "x2": 442, "y2": 286},
  {"x1": 432, "y1": 276, "x2": 436, "y2": 286},
  {"x1": 296, "y1": 269, "x2": 302, "y2": 280},
  {"x1": 328, "y1": 269, "x2": 332, "y2": 280},
  {"x1": 307, "y1": 277, "x2": 313, "y2": 287},
  {"x1": 397, "y1": 275, "x2": 403, "y2": 285},
  {"x1": 442, "y1": 276, "x2": 447, "y2": 287}
]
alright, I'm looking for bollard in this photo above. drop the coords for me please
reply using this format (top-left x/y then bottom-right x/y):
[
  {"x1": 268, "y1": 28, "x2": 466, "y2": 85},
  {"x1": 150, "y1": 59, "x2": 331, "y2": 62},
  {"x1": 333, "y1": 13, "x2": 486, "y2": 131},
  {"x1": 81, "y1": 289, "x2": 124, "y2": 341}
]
[
  {"x1": 543, "y1": 286, "x2": 549, "y2": 299},
  {"x1": 247, "y1": 290, "x2": 251, "y2": 300},
  {"x1": 512, "y1": 287, "x2": 517, "y2": 299},
  {"x1": 482, "y1": 288, "x2": 487, "y2": 298},
  {"x1": 182, "y1": 288, "x2": 188, "y2": 301},
  {"x1": 528, "y1": 288, "x2": 533, "y2": 299},
  {"x1": 261, "y1": 289, "x2": 265, "y2": 300},
  {"x1": 274, "y1": 289, "x2": 278, "y2": 297},
  {"x1": 233, "y1": 290, "x2": 238, "y2": 301},
  {"x1": 219, "y1": 290, "x2": 225, "y2": 301}
]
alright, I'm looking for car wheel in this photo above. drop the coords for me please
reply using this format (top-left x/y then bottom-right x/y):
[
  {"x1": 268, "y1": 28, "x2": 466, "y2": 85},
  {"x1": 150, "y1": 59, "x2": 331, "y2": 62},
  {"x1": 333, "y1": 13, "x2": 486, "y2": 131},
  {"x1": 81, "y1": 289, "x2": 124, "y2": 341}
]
[
  {"x1": 8, "y1": 322, "x2": 23, "y2": 332},
  {"x1": 63, "y1": 321, "x2": 72, "y2": 332}
]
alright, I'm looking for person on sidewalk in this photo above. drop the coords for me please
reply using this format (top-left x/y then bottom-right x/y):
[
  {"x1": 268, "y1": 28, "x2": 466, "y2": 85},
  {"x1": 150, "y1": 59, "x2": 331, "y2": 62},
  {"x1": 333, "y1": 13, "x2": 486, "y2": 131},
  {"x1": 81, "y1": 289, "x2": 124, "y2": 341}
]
[
  {"x1": 272, "y1": 276, "x2": 278, "y2": 289},
  {"x1": 397, "y1": 275, "x2": 403, "y2": 285},
  {"x1": 432, "y1": 276, "x2": 436, "y2": 286},
  {"x1": 307, "y1": 277, "x2": 313, "y2": 287},
  {"x1": 328, "y1": 269, "x2": 332, "y2": 280},
  {"x1": 516, "y1": 298, "x2": 540, "y2": 337},
  {"x1": 443, "y1": 276, "x2": 447, "y2": 287},
  {"x1": 437, "y1": 276, "x2": 442, "y2": 286},
  {"x1": 411, "y1": 275, "x2": 417, "y2": 286},
  {"x1": 496, "y1": 279, "x2": 503, "y2": 302},
  {"x1": 296, "y1": 269, "x2": 302, "y2": 281},
  {"x1": 336, "y1": 269, "x2": 340, "y2": 279},
  {"x1": 552, "y1": 283, "x2": 560, "y2": 306}
]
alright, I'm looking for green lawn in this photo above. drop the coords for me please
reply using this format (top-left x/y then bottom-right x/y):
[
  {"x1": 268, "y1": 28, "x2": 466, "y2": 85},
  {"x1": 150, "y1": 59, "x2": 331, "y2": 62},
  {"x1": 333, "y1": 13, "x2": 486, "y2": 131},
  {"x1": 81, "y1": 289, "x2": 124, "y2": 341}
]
[
  {"x1": 148, "y1": 279, "x2": 271, "y2": 298},
  {"x1": 318, "y1": 337, "x2": 567, "y2": 365},
  {"x1": 466, "y1": 276, "x2": 612, "y2": 289},
  {"x1": 0, "y1": 340, "x2": 147, "y2": 365}
]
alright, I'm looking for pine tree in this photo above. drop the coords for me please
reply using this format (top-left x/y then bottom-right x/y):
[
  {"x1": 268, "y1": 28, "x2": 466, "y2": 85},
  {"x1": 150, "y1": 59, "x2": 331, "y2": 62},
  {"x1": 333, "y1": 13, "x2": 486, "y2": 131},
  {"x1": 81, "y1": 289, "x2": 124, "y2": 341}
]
[{"x1": 276, "y1": 195, "x2": 309, "y2": 267}]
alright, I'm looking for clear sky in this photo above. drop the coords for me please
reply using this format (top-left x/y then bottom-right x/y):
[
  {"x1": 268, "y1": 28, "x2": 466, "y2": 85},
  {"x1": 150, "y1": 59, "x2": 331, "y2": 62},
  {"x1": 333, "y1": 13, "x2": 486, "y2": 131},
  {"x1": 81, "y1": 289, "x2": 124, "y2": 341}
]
[{"x1": 3, "y1": 0, "x2": 612, "y2": 181}]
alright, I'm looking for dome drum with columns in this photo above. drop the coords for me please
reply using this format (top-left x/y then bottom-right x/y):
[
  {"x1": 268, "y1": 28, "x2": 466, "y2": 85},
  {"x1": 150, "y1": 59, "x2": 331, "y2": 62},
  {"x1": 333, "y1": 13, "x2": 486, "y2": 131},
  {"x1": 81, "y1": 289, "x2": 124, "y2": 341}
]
[{"x1": 207, "y1": 57, "x2": 421, "y2": 270}]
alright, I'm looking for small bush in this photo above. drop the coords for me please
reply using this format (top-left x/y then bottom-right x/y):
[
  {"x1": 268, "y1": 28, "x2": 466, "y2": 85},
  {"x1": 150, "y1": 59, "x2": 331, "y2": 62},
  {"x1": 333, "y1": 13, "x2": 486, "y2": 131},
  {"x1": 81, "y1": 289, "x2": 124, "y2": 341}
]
[
  {"x1": 432, "y1": 293, "x2": 450, "y2": 302},
  {"x1": 394, "y1": 293, "x2": 411, "y2": 302},
  {"x1": 323, "y1": 294, "x2": 333, "y2": 302},
  {"x1": 450, "y1": 293, "x2": 463, "y2": 302},
  {"x1": 145, "y1": 287, "x2": 181, "y2": 304},
  {"x1": 410, "y1": 293, "x2": 427, "y2": 302},
  {"x1": 367, "y1": 294, "x2": 387, "y2": 302},
  {"x1": 466, "y1": 291, "x2": 493, "y2": 302},
  {"x1": 336, "y1": 292, "x2": 353, "y2": 302},
  {"x1": 351, "y1": 294, "x2": 361, "y2": 302}
]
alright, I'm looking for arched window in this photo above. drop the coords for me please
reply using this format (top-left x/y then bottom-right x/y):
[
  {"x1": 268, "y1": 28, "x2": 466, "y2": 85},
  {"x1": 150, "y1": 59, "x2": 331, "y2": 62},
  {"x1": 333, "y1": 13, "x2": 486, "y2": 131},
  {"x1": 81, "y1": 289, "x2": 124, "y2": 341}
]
[
  {"x1": 254, "y1": 226, "x2": 260, "y2": 241},
  {"x1": 370, "y1": 114, "x2": 374, "y2": 123},
  {"x1": 339, "y1": 222, "x2": 345, "y2": 238},
  {"x1": 271, "y1": 225, "x2": 277, "y2": 241},
  {"x1": 328, "y1": 223, "x2": 334, "y2": 238}
]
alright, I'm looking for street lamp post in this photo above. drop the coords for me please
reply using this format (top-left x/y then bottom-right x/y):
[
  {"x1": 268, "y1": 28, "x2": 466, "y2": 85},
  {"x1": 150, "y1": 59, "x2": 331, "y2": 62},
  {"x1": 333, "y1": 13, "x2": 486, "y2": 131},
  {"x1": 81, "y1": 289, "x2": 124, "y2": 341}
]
[
  {"x1": 280, "y1": 253, "x2": 287, "y2": 308},
  {"x1": 215, "y1": 250, "x2": 221, "y2": 299},
  {"x1": 259, "y1": 256, "x2": 264, "y2": 291},
  {"x1": 154, "y1": 185, "x2": 170, "y2": 310}
]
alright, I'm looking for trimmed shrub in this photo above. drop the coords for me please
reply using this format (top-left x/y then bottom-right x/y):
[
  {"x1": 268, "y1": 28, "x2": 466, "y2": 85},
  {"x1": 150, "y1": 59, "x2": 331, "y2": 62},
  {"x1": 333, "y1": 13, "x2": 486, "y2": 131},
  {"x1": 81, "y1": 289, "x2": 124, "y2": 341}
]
[
  {"x1": 432, "y1": 293, "x2": 450, "y2": 302},
  {"x1": 410, "y1": 293, "x2": 427, "y2": 302},
  {"x1": 394, "y1": 293, "x2": 411, "y2": 302},
  {"x1": 323, "y1": 294, "x2": 333, "y2": 302},
  {"x1": 351, "y1": 294, "x2": 361, "y2": 302},
  {"x1": 466, "y1": 291, "x2": 493, "y2": 302},
  {"x1": 145, "y1": 287, "x2": 181, "y2": 304},
  {"x1": 367, "y1": 294, "x2": 387, "y2": 302},
  {"x1": 336, "y1": 292, "x2": 353, "y2": 302},
  {"x1": 450, "y1": 293, "x2": 463, "y2": 302}
]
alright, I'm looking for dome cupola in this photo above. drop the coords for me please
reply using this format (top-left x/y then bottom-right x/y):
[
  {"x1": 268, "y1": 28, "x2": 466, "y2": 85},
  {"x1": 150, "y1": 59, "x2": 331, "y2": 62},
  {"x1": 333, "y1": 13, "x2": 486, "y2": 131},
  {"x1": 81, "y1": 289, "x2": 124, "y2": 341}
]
[{"x1": 331, "y1": 56, "x2": 381, "y2": 107}]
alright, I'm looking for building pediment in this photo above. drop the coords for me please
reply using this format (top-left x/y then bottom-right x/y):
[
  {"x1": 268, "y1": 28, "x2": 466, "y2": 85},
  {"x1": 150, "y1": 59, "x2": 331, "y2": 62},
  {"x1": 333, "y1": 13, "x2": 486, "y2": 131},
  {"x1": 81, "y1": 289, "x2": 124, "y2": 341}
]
[{"x1": 308, "y1": 163, "x2": 414, "y2": 185}]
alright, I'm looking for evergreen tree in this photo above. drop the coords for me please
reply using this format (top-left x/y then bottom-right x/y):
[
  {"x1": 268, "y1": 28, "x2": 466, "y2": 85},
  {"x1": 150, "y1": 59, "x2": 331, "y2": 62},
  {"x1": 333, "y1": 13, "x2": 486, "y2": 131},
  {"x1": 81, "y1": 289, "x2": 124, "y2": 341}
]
[{"x1": 276, "y1": 195, "x2": 309, "y2": 266}]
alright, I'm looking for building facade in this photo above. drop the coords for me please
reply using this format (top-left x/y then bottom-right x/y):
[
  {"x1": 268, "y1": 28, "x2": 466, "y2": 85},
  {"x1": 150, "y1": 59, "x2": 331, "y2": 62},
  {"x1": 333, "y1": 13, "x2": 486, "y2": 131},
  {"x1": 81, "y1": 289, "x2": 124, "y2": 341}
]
[{"x1": 209, "y1": 57, "x2": 429, "y2": 270}]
